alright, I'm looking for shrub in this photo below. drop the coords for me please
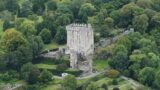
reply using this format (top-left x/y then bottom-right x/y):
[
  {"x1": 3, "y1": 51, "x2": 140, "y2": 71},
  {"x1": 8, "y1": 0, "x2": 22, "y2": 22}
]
[
  {"x1": 39, "y1": 69, "x2": 53, "y2": 83},
  {"x1": 113, "y1": 87, "x2": 120, "y2": 90},
  {"x1": 21, "y1": 63, "x2": 40, "y2": 84},
  {"x1": 62, "y1": 75, "x2": 77, "y2": 90},
  {"x1": 112, "y1": 79, "x2": 118, "y2": 85},
  {"x1": 107, "y1": 69, "x2": 120, "y2": 78}
]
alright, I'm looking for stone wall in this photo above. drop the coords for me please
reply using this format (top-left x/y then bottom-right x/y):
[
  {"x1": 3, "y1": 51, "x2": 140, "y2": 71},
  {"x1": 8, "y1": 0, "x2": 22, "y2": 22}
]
[{"x1": 66, "y1": 23, "x2": 94, "y2": 73}]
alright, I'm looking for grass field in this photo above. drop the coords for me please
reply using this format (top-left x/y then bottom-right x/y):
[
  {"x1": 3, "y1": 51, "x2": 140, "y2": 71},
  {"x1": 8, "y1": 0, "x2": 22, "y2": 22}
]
[
  {"x1": 43, "y1": 42, "x2": 65, "y2": 51},
  {"x1": 93, "y1": 59, "x2": 109, "y2": 71},
  {"x1": 0, "y1": 20, "x2": 4, "y2": 39},
  {"x1": 35, "y1": 64, "x2": 57, "y2": 70}
]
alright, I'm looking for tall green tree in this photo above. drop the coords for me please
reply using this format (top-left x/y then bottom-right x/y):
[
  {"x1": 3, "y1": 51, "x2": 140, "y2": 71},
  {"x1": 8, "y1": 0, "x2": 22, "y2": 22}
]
[
  {"x1": 4, "y1": 0, "x2": 20, "y2": 14},
  {"x1": 1, "y1": 29, "x2": 32, "y2": 70},
  {"x1": 39, "y1": 28, "x2": 52, "y2": 44},
  {"x1": 54, "y1": 27, "x2": 66, "y2": 44},
  {"x1": 139, "y1": 67, "x2": 155, "y2": 86},
  {"x1": 132, "y1": 14, "x2": 149, "y2": 34},
  {"x1": 79, "y1": 3, "x2": 96, "y2": 22}
]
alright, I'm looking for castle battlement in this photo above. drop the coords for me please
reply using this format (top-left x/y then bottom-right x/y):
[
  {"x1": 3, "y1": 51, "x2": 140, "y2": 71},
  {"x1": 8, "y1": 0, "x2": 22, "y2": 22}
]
[{"x1": 66, "y1": 23, "x2": 92, "y2": 31}]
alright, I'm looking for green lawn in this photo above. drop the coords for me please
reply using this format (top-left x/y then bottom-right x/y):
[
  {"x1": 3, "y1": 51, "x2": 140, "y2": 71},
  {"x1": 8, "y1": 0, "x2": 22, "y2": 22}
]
[
  {"x1": 93, "y1": 59, "x2": 109, "y2": 71},
  {"x1": 40, "y1": 78, "x2": 62, "y2": 90},
  {"x1": 40, "y1": 84, "x2": 62, "y2": 90},
  {"x1": 43, "y1": 42, "x2": 65, "y2": 51},
  {"x1": 35, "y1": 64, "x2": 57, "y2": 70},
  {"x1": 0, "y1": 20, "x2": 4, "y2": 38}
]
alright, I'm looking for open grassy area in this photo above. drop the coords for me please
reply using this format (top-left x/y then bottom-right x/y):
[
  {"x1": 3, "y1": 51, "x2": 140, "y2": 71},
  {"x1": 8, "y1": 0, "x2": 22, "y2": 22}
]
[
  {"x1": 40, "y1": 84, "x2": 62, "y2": 90},
  {"x1": 93, "y1": 59, "x2": 109, "y2": 71},
  {"x1": 0, "y1": 20, "x2": 4, "y2": 38},
  {"x1": 40, "y1": 78, "x2": 62, "y2": 90},
  {"x1": 43, "y1": 42, "x2": 65, "y2": 51},
  {"x1": 35, "y1": 64, "x2": 57, "y2": 70}
]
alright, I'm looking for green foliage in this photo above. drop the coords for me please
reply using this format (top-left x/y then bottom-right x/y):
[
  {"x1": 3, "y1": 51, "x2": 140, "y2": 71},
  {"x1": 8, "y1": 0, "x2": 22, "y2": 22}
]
[
  {"x1": 107, "y1": 69, "x2": 120, "y2": 78},
  {"x1": 136, "y1": 0, "x2": 153, "y2": 9},
  {"x1": 21, "y1": 62, "x2": 40, "y2": 84},
  {"x1": 86, "y1": 82, "x2": 98, "y2": 90},
  {"x1": 132, "y1": 14, "x2": 149, "y2": 34},
  {"x1": 79, "y1": 3, "x2": 96, "y2": 22},
  {"x1": 16, "y1": 20, "x2": 36, "y2": 37},
  {"x1": 62, "y1": 75, "x2": 77, "y2": 90},
  {"x1": 2, "y1": 29, "x2": 27, "y2": 51},
  {"x1": 39, "y1": 28, "x2": 52, "y2": 44},
  {"x1": 28, "y1": 35, "x2": 44, "y2": 59},
  {"x1": 4, "y1": 0, "x2": 20, "y2": 14},
  {"x1": 47, "y1": 0, "x2": 57, "y2": 11},
  {"x1": 139, "y1": 67, "x2": 155, "y2": 86},
  {"x1": 54, "y1": 26, "x2": 66, "y2": 44},
  {"x1": 19, "y1": 0, "x2": 33, "y2": 17},
  {"x1": 39, "y1": 69, "x2": 53, "y2": 83},
  {"x1": 154, "y1": 70, "x2": 160, "y2": 88},
  {"x1": 3, "y1": 20, "x2": 14, "y2": 31}
]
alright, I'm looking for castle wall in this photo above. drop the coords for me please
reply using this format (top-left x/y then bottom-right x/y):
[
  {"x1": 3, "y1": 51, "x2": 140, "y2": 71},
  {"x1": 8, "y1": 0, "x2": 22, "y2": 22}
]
[{"x1": 66, "y1": 24, "x2": 94, "y2": 73}]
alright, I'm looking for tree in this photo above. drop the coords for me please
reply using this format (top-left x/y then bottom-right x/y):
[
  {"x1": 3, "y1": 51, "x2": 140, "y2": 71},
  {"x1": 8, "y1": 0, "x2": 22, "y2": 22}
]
[
  {"x1": 55, "y1": 14, "x2": 71, "y2": 26},
  {"x1": 47, "y1": 0, "x2": 57, "y2": 11},
  {"x1": 0, "y1": 0, "x2": 5, "y2": 12},
  {"x1": 31, "y1": 0, "x2": 46, "y2": 15},
  {"x1": 3, "y1": 20, "x2": 14, "y2": 31},
  {"x1": 6, "y1": 46, "x2": 33, "y2": 70},
  {"x1": 136, "y1": 0, "x2": 153, "y2": 9},
  {"x1": 40, "y1": 69, "x2": 53, "y2": 83},
  {"x1": 132, "y1": 14, "x2": 149, "y2": 34},
  {"x1": 21, "y1": 63, "x2": 40, "y2": 84},
  {"x1": 62, "y1": 75, "x2": 77, "y2": 90},
  {"x1": 28, "y1": 36, "x2": 44, "y2": 59},
  {"x1": 101, "y1": 83, "x2": 108, "y2": 90},
  {"x1": 105, "y1": 17, "x2": 114, "y2": 29},
  {"x1": 19, "y1": 0, "x2": 33, "y2": 17},
  {"x1": 79, "y1": 3, "x2": 96, "y2": 22},
  {"x1": 36, "y1": 13, "x2": 56, "y2": 37},
  {"x1": 2, "y1": 29, "x2": 27, "y2": 51},
  {"x1": 154, "y1": 70, "x2": 160, "y2": 88},
  {"x1": 109, "y1": 45, "x2": 129, "y2": 71},
  {"x1": 70, "y1": 0, "x2": 84, "y2": 19},
  {"x1": 151, "y1": 13, "x2": 160, "y2": 28},
  {"x1": 118, "y1": 3, "x2": 143, "y2": 27},
  {"x1": 28, "y1": 67, "x2": 40, "y2": 84},
  {"x1": 4, "y1": 0, "x2": 20, "y2": 14},
  {"x1": 152, "y1": 0, "x2": 160, "y2": 11},
  {"x1": 54, "y1": 27, "x2": 67, "y2": 44},
  {"x1": 139, "y1": 67, "x2": 155, "y2": 86},
  {"x1": 86, "y1": 82, "x2": 98, "y2": 90},
  {"x1": 21, "y1": 63, "x2": 36, "y2": 80},
  {"x1": 39, "y1": 28, "x2": 52, "y2": 44},
  {"x1": 117, "y1": 36, "x2": 132, "y2": 51},
  {"x1": 1, "y1": 29, "x2": 32, "y2": 70},
  {"x1": 16, "y1": 20, "x2": 36, "y2": 37}
]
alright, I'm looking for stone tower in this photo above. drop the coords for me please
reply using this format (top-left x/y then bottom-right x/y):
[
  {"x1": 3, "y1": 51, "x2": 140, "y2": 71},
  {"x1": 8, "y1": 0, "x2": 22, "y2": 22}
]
[{"x1": 66, "y1": 23, "x2": 94, "y2": 73}]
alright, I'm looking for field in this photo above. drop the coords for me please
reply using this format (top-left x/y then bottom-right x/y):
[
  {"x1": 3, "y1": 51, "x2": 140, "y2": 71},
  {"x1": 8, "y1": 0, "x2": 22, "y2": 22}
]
[
  {"x1": 93, "y1": 59, "x2": 109, "y2": 71},
  {"x1": 0, "y1": 20, "x2": 4, "y2": 38},
  {"x1": 35, "y1": 64, "x2": 57, "y2": 70},
  {"x1": 43, "y1": 42, "x2": 65, "y2": 51}
]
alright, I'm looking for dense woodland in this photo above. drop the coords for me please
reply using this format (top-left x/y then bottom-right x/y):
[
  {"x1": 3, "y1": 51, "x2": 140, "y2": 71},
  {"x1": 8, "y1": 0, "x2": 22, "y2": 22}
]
[{"x1": 0, "y1": 0, "x2": 160, "y2": 90}]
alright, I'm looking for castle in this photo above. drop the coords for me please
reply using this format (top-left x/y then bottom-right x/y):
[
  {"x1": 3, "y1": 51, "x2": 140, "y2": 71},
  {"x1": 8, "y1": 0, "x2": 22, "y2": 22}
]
[{"x1": 66, "y1": 23, "x2": 94, "y2": 73}]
